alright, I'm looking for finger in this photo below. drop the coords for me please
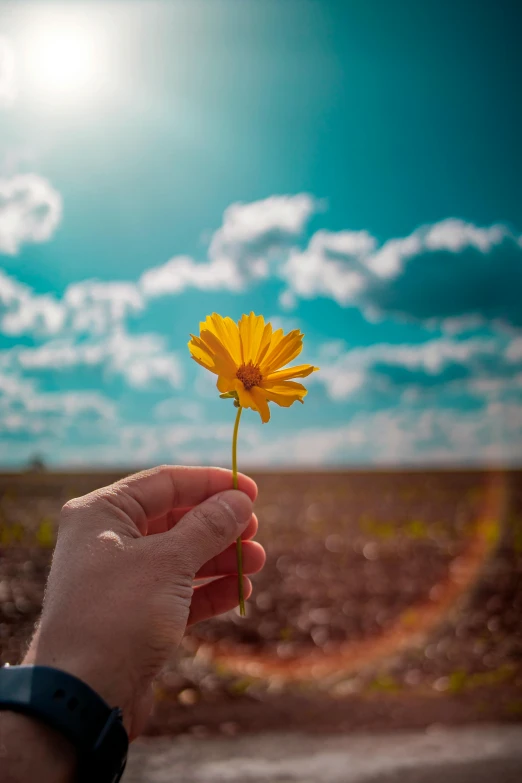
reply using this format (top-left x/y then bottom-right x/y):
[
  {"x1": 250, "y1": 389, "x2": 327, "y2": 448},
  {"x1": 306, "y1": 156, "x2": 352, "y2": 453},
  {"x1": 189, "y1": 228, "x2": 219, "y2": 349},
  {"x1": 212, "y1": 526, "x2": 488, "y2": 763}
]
[
  {"x1": 188, "y1": 575, "x2": 252, "y2": 625},
  {"x1": 84, "y1": 466, "x2": 257, "y2": 534},
  {"x1": 195, "y1": 540, "x2": 265, "y2": 579},
  {"x1": 168, "y1": 490, "x2": 253, "y2": 572},
  {"x1": 148, "y1": 510, "x2": 259, "y2": 540},
  {"x1": 241, "y1": 513, "x2": 258, "y2": 541}
]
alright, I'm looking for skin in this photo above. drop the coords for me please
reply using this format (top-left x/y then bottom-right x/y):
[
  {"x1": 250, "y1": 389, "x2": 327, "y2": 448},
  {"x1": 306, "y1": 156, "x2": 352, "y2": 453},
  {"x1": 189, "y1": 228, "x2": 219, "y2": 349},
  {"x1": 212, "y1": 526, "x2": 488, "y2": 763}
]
[{"x1": 0, "y1": 465, "x2": 265, "y2": 783}]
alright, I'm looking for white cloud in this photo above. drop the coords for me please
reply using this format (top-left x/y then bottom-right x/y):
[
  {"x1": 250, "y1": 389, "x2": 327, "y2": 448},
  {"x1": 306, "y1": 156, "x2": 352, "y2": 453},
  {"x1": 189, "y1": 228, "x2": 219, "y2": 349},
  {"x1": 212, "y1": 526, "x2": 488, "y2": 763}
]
[
  {"x1": 317, "y1": 368, "x2": 366, "y2": 401},
  {"x1": 505, "y1": 338, "x2": 522, "y2": 363},
  {"x1": 0, "y1": 371, "x2": 34, "y2": 398},
  {"x1": 0, "y1": 273, "x2": 148, "y2": 338},
  {"x1": 29, "y1": 401, "x2": 522, "y2": 468},
  {"x1": 154, "y1": 398, "x2": 204, "y2": 422},
  {"x1": 281, "y1": 226, "x2": 423, "y2": 305},
  {"x1": 280, "y1": 216, "x2": 519, "y2": 312},
  {"x1": 64, "y1": 280, "x2": 144, "y2": 334},
  {"x1": 13, "y1": 340, "x2": 103, "y2": 370},
  {"x1": 466, "y1": 373, "x2": 522, "y2": 398},
  {"x1": 282, "y1": 229, "x2": 369, "y2": 306},
  {"x1": 0, "y1": 268, "x2": 28, "y2": 306},
  {"x1": 314, "y1": 337, "x2": 501, "y2": 401},
  {"x1": 2, "y1": 293, "x2": 65, "y2": 335},
  {"x1": 140, "y1": 255, "x2": 238, "y2": 298},
  {"x1": 109, "y1": 330, "x2": 182, "y2": 389},
  {"x1": 23, "y1": 390, "x2": 115, "y2": 419},
  {"x1": 366, "y1": 234, "x2": 422, "y2": 277},
  {"x1": 135, "y1": 209, "x2": 516, "y2": 320},
  {"x1": 309, "y1": 229, "x2": 376, "y2": 257},
  {"x1": 209, "y1": 193, "x2": 318, "y2": 257},
  {"x1": 251, "y1": 403, "x2": 522, "y2": 466},
  {"x1": 423, "y1": 218, "x2": 508, "y2": 253},
  {"x1": 439, "y1": 315, "x2": 486, "y2": 335},
  {"x1": 0, "y1": 37, "x2": 16, "y2": 108},
  {"x1": 0, "y1": 174, "x2": 62, "y2": 255},
  {"x1": 279, "y1": 288, "x2": 297, "y2": 311},
  {"x1": 1, "y1": 190, "x2": 517, "y2": 330},
  {"x1": 368, "y1": 218, "x2": 509, "y2": 279},
  {"x1": 135, "y1": 207, "x2": 519, "y2": 330},
  {"x1": 360, "y1": 337, "x2": 496, "y2": 373},
  {"x1": 5, "y1": 328, "x2": 183, "y2": 390},
  {"x1": 0, "y1": 370, "x2": 115, "y2": 437},
  {"x1": 141, "y1": 194, "x2": 319, "y2": 299},
  {"x1": 0, "y1": 269, "x2": 65, "y2": 336},
  {"x1": 313, "y1": 331, "x2": 522, "y2": 410}
]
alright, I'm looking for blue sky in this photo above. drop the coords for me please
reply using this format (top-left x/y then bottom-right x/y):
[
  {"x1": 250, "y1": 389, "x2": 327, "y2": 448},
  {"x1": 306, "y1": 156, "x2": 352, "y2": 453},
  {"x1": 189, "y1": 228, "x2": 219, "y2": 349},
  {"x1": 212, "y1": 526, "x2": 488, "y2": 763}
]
[{"x1": 0, "y1": 0, "x2": 521, "y2": 467}]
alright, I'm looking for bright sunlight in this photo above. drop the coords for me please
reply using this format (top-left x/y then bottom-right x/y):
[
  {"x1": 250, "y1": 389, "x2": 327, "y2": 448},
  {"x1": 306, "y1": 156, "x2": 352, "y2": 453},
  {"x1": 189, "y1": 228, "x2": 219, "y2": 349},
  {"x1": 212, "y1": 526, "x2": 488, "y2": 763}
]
[{"x1": 25, "y1": 19, "x2": 104, "y2": 99}]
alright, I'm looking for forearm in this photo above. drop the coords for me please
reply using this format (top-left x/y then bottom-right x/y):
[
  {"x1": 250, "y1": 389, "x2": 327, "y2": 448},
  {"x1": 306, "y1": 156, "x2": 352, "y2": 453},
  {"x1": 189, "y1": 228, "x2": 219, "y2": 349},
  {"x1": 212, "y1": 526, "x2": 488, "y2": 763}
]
[
  {"x1": 0, "y1": 628, "x2": 131, "y2": 783},
  {"x1": 0, "y1": 710, "x2": 76, "y2": 783},
  {"x1": 0, "y1": 633, "x2": 95, "y2": 783}
]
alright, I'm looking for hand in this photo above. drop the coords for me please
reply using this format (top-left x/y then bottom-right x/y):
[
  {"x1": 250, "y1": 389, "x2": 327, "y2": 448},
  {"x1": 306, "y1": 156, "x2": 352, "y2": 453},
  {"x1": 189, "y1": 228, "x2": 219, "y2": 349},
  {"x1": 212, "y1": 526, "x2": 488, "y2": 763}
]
[{"x1": 23, "y1": 465, "x2": 265, "y2": 740}]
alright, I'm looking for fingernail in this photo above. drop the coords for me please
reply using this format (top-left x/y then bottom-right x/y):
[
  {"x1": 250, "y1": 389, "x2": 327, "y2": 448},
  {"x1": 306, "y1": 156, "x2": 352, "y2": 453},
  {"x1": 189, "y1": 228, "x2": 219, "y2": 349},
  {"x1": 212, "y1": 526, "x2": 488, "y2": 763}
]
[{"x1": 215, "y1": 490, "x2": 253, "y2": 526}]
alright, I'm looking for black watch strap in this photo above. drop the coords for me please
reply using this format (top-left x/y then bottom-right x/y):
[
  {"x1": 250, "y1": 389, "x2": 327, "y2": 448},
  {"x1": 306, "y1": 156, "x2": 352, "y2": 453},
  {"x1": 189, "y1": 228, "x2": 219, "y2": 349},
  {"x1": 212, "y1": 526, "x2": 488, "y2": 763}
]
[{"x1": 0, "y1": 664, "x2": 128, "y2": 783}]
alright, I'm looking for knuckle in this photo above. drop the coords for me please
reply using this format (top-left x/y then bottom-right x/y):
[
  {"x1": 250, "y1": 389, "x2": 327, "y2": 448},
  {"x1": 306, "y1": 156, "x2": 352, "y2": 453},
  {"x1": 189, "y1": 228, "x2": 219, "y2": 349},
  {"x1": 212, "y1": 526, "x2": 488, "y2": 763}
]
[
  {"x1": 60, "y1": 498, "x2": 81, "y2": 525},
  {"x1": 151, "y1": 464, "x2": 180, "y2": 506},
  {"x1": 152, "y1": 464, "x2": 173, "y2": 480}
]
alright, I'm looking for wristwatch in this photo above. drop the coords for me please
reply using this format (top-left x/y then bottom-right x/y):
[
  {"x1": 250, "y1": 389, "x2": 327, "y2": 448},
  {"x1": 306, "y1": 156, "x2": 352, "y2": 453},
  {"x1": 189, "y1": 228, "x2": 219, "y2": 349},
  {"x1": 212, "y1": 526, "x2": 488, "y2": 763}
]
[{"x1": 0, "y1": 664, "x2": 129, "y2": 782}]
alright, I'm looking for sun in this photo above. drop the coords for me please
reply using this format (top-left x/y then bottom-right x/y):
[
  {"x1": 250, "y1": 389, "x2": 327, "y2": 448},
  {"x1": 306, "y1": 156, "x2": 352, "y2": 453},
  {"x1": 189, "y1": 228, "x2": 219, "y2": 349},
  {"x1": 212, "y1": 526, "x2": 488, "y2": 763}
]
[{"x1": 25, "y1": 20, "x2": 104, "y2": 99}]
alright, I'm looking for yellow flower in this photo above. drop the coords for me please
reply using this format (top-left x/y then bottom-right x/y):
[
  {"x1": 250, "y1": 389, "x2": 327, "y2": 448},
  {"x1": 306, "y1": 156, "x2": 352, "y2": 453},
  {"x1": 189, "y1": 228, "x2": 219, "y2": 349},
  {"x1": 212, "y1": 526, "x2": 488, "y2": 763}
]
[{"x1": 188, "y1": 312, "x2": 319, "y2": 423}]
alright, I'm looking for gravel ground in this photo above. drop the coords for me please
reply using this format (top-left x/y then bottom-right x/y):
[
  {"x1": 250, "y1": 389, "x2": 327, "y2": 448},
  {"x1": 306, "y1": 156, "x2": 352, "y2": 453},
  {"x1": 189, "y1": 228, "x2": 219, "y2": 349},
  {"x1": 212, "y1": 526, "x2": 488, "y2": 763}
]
[{"x1": 125, "y1": 725, "x2": 522, "y2": 783}]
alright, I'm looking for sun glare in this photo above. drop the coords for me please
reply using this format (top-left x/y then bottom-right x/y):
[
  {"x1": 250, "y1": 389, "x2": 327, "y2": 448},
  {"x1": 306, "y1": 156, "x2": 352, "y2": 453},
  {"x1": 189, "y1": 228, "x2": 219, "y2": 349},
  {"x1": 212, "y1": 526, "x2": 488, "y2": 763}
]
[{"x1": 25, "y1": 21, "x2": 104, "y2": 100}]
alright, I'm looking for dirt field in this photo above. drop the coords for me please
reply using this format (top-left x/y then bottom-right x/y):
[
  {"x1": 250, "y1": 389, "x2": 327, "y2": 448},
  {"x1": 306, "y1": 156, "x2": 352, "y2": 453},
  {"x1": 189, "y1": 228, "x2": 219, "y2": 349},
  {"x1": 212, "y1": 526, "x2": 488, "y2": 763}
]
[{"x1": 1, "y1": 469, "x2": 521, "y2": 735}]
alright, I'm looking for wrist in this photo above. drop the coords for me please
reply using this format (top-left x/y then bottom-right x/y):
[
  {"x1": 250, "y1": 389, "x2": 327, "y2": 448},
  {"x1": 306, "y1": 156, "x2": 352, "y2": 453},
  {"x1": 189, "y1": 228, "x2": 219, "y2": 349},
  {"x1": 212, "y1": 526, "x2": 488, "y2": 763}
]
[
  {"x1": 1, "y1": 663, "x2": 129, "y2": 783},
  {"x1": 23, "y1": 639, "x2": 135, "y2": 734},
  {"x1": 0, "y1": 709, "x2": 76, "y2": 783}
]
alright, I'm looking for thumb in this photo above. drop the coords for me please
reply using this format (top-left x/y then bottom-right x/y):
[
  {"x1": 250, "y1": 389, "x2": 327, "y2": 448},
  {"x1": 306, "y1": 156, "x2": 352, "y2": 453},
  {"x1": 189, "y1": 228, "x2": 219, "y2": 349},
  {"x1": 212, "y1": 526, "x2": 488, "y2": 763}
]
[{"x1": 167, "y1": 490, "x2": 253, "y2": 573}]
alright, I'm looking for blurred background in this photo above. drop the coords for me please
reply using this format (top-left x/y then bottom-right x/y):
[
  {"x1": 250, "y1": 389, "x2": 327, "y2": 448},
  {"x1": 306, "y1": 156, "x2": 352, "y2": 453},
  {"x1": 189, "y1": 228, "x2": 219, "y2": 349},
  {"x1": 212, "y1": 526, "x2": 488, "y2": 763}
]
[{"x1": 1, "y1": 0, "x2": 522, "y2": 780}]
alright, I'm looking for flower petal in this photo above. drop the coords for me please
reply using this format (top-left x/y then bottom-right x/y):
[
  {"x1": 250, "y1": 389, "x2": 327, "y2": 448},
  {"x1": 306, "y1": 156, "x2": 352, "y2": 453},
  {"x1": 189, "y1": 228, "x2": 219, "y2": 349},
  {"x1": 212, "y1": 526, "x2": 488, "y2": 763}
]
[
  {"x1": 264, "y1": 327, "x2": 284, "y2": 355},
  {"x1": 234, "y1": 380, "x2": 271, "y2": 423},
  {"x1": 201, "y1": 313, "x2": 242, "y2": 366},
  {"x1": 188, "y1": 335, "x2": 219, "y2": 374},
  {"x1": 249, "y1": 386, "x2": 271, "y2": 423},
  {"x1": 199, "y1": 329, "x2": 239, "y2": 377},
  {"x1": 189, "y1": 313, "x2": 317, "y2": 417},
  {"x1": 260, "y1": 330, "x2": 304, "y2": 374},
  {"x1": 238, "y1": 312, "x2": 267, "y2": 365},
  {"x1": 262, "y1": 380, "x2": 307, "y2": 408},
  {"x1": 264, "y1": 364, "x2": 319, "y2": 384},
  {"x1": 256, "y1": 322, "x2": 273, "y2": 365},
  {"x1": 217, "y1": 375, "x2": 235, "y2": 393},
  {"x1": 258, "y1": 327, "x2": 284, "y2": 371}
]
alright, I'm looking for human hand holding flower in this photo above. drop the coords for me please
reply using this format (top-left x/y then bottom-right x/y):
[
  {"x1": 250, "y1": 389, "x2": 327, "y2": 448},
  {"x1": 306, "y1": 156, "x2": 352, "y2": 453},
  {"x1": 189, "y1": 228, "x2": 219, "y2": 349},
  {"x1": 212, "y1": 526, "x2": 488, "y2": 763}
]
[{"x1": 21, "y1": 466, "x2": 264, "y2": 742}]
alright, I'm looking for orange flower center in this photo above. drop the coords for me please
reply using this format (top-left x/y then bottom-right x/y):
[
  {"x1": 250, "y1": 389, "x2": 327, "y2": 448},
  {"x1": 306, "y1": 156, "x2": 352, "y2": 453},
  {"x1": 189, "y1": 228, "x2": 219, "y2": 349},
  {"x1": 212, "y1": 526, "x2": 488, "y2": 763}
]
[{"x1": 236, "y1": 361, "x2": 263, "y2": 390}]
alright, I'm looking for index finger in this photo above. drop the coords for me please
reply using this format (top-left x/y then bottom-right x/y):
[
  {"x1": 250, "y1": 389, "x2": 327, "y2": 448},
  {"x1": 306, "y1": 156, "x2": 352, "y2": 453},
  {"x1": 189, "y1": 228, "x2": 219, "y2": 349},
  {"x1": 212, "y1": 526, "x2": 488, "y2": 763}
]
[{"x1": 101, "y1": 465, "x2": 257, "y2": 529}]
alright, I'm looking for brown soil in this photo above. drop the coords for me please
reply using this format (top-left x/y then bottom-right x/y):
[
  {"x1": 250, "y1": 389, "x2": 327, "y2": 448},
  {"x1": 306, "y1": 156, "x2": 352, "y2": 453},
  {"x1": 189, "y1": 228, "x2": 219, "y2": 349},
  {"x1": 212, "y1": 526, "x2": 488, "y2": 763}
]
[{"x1": 1, "y1": 469, "x2": 521, "y2": 736}]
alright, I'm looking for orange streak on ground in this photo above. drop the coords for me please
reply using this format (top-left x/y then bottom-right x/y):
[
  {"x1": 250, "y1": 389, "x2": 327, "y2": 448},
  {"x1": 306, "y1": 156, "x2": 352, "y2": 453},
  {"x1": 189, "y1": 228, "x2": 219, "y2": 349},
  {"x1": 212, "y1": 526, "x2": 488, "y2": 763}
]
[{"x1": 209, "y1": 475, "x2": 506, "y2": 683}]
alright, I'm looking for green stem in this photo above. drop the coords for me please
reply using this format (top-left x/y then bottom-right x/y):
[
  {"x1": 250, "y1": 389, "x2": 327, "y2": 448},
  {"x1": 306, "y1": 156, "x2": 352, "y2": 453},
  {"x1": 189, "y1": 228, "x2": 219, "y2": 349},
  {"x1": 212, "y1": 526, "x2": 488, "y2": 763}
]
[{"x1": 232, "y1": 405, "x2": 245, "y2": 616}]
